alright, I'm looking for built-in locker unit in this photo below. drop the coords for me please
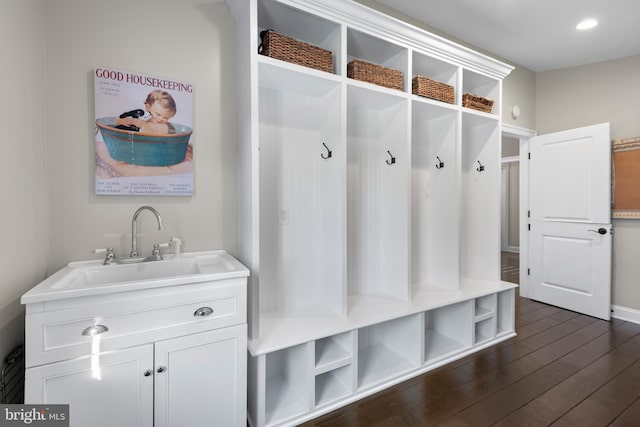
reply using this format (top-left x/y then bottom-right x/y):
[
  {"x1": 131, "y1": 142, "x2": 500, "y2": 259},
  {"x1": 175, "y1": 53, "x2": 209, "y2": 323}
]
[{"x1": 226, "y1": 0, "x2": 517, "y2": 425}]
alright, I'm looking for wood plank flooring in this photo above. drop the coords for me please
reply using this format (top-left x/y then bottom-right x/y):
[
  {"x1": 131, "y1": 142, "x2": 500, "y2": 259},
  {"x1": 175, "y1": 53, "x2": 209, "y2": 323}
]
[{"x1": 301, "y1": 296, "x2": 640, "y2": 427}]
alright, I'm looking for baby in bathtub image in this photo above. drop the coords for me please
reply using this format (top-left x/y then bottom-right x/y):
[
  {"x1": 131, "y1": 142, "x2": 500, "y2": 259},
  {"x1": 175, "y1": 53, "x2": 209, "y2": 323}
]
[
  {"x1": 115, "y1": 90, "x2": 177, "y2": 134},
  {"x1": 94, "y1": 68, "x2": 194, "y2": 195}
]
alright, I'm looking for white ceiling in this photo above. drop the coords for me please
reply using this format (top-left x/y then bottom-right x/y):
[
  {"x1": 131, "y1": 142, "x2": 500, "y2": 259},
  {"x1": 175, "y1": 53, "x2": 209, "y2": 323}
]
[{"x1": 375, "y1": 0, "x2": 640, "y2": 72}]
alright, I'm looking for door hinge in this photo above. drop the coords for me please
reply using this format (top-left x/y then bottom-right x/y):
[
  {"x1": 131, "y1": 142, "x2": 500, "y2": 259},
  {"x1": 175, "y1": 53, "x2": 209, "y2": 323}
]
[
  {"x1": 527, "y1": 268, "x2": 530, "y2": 275},
  {"x1": 528, "y1": 153, "x2": 531, "y2": 160},
  {"x1": 528, "y1": 210, "x2": 530, "y2": 218},
  {"x1": 528, "y1": 224, "x2": 531, "y2": 231}
]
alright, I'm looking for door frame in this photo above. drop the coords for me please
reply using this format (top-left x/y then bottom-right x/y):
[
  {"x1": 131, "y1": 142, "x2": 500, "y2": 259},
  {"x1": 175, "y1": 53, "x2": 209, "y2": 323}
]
[
  {"x1": 502, "y1": 124, "x2": 536, "y2": 297},
  {"x1": 501, "y1": 157, "x2": 520, "y2": 253}
]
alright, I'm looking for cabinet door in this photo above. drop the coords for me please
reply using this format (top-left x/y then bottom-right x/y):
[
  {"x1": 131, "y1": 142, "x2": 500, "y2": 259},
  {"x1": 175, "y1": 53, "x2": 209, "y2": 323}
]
[
  {"x1": 154, "y1": 324, "x2": 247, "y2": 427},
  {"x1": 25, "y1": 344, "x2": 154, "y2": 427}
]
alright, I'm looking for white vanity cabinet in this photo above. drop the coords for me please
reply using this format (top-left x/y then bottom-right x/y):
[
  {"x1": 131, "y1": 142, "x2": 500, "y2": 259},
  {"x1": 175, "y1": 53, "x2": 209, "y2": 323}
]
[
  {"x1": 227, "y1": 0, "x2": 516, "y2": 425},
  {"x1": 26, "y1": 345, "x2": 155, "y2": 426},
  {"x1": 22, "y1": 252, "x2": 249, "y2": 427}
]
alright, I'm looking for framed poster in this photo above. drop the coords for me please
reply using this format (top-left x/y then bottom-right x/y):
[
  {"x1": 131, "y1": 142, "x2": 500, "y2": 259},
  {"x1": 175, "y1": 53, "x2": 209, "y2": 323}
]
[{"x1": 94, "y1": 68, "x2": 194, "y2": 196}]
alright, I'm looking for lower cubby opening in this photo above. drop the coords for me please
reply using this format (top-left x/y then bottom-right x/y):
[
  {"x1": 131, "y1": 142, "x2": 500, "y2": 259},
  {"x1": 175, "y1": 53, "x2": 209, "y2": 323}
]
[
  {"x1": 475, "y1": 294, "x2": 495, "y2": 319},
  {"x1": 424, "y1": 301, "x2": 473, "y2": 363},
  {"x1": 497, "y1": 289, "x2": 515, "y2": 336},
  {"x1": 265, "y1": 344, "x2": 309, "y2": 424},
  {"x1": 315, "y1": 332, "x2": 353, "y2": 374},
  {"x1": 474, "y1": 317, "x2": 495, "y2": 345},
  {"x1": 357, "y1": 314, "x2": 421, "y2": 389},
  {"x1": 315, "y1": 365, "x2": 353, "y2": 407}
]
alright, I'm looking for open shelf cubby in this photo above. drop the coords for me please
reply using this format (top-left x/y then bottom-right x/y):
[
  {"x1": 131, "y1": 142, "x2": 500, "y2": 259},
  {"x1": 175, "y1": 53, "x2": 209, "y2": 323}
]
[
  {"x1": 347, "y1": 28, "x2": 408, "y2": 90},
  {"x1": 411, "y1": 51, "x2": 459, "y2": 105},
  {"x1": 474, "y1": 317, "x2": 496, "y2": 345},
  {"x1": 475, "y1": 294, "x2": 496, "y2": 320},
  {"x1": 315, "y1": 332, "x2": 353, "y2": 374},
  {"x1": 358, "y1": 315, "x2": 421, "y2": 389},
  {"x1": 424, "y1": 301, "x2": 473, "y2": 364},
  {"x1": 258, "y1": 0, "x2": 342, "y2": 75},
  {"x1": 497, "y1": 289, "x2": 515, "y2": 336},
  {"x1": 265, "y1": 345, "x2": 310, "y2": 425},
  {"x1": 315, "y1": 365, "x2": 353, "y2": 408},
  {"x1": 462, "y1": 69, "x2": 500, "y2": 115}
]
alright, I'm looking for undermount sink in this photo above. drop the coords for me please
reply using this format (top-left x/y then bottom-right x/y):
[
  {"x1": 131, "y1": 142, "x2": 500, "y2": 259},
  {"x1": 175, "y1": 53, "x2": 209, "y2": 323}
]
[{"x1": 21, "y1": 250, "x2": 249, "y2": 304}]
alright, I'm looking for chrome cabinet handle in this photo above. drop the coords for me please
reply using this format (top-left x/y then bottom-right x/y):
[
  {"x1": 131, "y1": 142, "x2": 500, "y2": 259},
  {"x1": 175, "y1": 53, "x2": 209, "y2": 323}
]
[
  {"x1": 81, "y1": 324, "x2": 109, "y2": 336},
  {"x1": 194, "y1": 306, "x2": 214, "y2": 317},
  {"x1": 143, "y1": 369, "x2": 152, "y2": 377},
  {"x1": 157, "y1": 366, "x2": 166, "y2": 373}
]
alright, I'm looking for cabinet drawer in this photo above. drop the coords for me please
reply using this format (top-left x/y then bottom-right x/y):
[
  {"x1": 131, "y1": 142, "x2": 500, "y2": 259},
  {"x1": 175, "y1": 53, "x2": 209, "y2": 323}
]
[{"x1": 26, "y1": 278, "x2": 246, "y2": 367}]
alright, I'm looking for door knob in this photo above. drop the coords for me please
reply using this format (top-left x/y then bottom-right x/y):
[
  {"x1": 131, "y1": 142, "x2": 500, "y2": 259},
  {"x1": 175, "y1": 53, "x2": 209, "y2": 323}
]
[
  {"x1": 157, "y1": 365, "x2": 166, "y2": 373},
  {"x1": 588, "y1": 228, "x2": 607, "y2": 235}
]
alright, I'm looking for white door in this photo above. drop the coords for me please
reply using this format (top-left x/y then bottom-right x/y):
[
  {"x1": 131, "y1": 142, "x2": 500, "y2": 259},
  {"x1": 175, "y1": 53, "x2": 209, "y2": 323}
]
[
  {"x1": 154, "y1": 325, "x2": 247, "y2": 427},
  {"x1": 25, "y1": 345, "x2": 154, "y2": 427},
  {"x1": 529, "y1": 123, "x2": 611, "y2": 320}
]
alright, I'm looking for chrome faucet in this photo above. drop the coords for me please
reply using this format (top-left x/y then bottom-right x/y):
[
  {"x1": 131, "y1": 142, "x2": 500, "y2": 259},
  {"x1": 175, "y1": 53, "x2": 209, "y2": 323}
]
[{"x1": 130, "y1": 206, "x2": 165, "y2": 257}]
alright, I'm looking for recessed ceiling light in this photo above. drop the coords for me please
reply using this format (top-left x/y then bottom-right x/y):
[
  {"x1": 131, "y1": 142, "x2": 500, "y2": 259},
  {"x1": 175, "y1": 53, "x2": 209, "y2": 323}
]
[{"x1": 576, "y1": 18, "x2": 598, "y2": 30}]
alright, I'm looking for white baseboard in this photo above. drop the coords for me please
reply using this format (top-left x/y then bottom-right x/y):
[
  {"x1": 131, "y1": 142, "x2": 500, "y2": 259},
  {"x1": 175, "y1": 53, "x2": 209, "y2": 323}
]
[{"x1": 611, "y1": 305, "x2": 640, "y2": 325}]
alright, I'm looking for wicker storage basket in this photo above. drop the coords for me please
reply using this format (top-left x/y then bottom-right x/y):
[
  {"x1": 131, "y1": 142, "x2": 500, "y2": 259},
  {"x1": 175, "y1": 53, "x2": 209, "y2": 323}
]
[
  {"x1": 462, "y1": 93, "x2": 494, "y2": 113},
  {"x1": 259, "y1": 29, "x2": 333, "y2": 74},
  {"x1": 412, "y1": 76, "x2": 454, "y2": 104},
  {"x1": 347, "y1": 59, "x2": 403, "y2": 91}
]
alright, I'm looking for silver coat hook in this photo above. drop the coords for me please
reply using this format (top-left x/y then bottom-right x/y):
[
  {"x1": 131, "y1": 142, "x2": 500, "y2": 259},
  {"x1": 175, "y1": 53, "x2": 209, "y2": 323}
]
[
  {"x1": 321, "y1": 142, "x2": 332, "y2": 159},
  {"x1": 386, "y1": 150, "x2": 396, "y2": 165}
]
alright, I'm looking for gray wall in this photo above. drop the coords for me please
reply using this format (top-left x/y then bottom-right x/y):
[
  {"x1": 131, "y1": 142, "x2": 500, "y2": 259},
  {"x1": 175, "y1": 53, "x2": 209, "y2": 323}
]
[
  {"x1": 536, "y1": 56, "x2": 640, "y2": 309},
  {"x1": 0, "y1": 0, "x2": 47, "y2": 360},
  {"x1": 44, "y1": 0, "x2": 239, "y2": 273}
]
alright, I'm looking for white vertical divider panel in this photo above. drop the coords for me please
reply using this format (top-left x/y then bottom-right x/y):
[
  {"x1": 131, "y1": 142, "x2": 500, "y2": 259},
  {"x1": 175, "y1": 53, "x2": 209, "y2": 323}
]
[
  {"x1": 337, "y1": 23, "x2": 349, "y2": 317},
  {"x1": 350, "y1": 329, "x2": 359, "y2": 393},
  {"x1": 228, "y1": 0, "x2": 261, "y2": 340},
  {"x1": 247, "y1": 353, "x2": 266, "y2": 427}
]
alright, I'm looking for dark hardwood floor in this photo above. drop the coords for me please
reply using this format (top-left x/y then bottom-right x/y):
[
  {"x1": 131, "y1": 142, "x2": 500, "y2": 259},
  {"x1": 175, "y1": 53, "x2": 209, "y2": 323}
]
[{"x1": 301, "y1": 294, "x2": 640, "y2": 426}]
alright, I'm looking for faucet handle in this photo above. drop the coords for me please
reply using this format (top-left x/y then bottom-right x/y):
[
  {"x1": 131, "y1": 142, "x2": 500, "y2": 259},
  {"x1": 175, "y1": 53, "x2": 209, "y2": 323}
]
[
  {"x1": 152, "y1": 243, "x2": 169, "y2": 255},
  {"x1": 93, "y1": 247, "x2": 114, "y2": 255},
  {"x1": 93, "y1": 248, "x2": 115, "y2": 265}
]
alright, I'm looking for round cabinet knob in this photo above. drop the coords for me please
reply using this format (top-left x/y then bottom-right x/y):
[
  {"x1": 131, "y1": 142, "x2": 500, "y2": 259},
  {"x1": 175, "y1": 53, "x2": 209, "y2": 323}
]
[
  {"x1": 143, "y1": 369, "x2": 153, "y2": 377},
  {"x1": 157, "y1": 366, "x2": 166, "y2": 373},
  {"x1": 588, "y1": 227, "x2": 608, "y2": 235}
]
